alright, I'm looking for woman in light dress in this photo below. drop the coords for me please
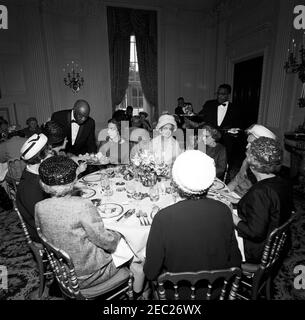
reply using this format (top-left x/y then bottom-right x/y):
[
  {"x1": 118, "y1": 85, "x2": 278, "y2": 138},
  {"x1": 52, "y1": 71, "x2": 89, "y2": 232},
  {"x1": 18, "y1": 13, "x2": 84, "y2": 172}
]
[{"x1": 149, "y1": 114, "x2": 182, "y2": 165}]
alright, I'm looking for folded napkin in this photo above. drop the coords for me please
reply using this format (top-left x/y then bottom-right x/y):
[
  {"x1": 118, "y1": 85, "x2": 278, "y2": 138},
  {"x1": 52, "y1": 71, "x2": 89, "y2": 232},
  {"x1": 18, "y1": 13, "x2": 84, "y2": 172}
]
[
  {"x1": 112, "y1": 237, "x2": 134, "y2": 267},
  {"x1": 233, "y1": 209, "x2": 245, "y2": 262},
  {"x1": 104, "y1": 216, "x2": 150, "y2": 262}
]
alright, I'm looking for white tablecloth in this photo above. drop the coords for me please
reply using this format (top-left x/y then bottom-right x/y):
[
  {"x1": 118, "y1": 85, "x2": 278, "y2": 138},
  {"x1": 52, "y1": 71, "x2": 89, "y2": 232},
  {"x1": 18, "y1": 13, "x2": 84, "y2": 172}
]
[{"x1": 76, "y1": 169, "x2": 245, "y2": 265}]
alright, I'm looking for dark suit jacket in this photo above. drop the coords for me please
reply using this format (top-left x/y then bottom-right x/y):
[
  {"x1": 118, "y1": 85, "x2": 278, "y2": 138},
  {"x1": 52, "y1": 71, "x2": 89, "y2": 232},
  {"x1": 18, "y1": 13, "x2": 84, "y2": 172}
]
[
  {"x1": 51, "y1": 109, "x2": 97, "y2": 155},
  {"x1": 236, "y1": 176, "x2": 293, "y2": 263},
  {"x1": 198, "y1": 100, "x2": 240, "y2": 129},
  {"x1": 144, "y1": 198, "x2": 242, "y2": 281},
  {"x1": 16, "y1": 170, "x2": 48, "y2": 242}
]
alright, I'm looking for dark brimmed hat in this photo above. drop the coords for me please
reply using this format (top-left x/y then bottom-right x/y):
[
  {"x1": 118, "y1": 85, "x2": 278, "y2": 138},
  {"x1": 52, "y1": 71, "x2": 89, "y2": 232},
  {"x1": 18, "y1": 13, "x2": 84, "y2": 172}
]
[
  {"x1": 43, "y1": 121, "x2": 66, "y2": 145},
  {"x1": 39, "y1": 155, "x2": 78, "y2": 186}
]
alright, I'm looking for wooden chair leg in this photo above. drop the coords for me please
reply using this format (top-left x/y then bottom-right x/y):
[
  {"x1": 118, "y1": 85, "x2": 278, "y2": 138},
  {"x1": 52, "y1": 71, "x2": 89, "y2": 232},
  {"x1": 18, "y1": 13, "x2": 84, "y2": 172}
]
[
  {"x1": 266, "y1": 278, "x2": 272, "y2": 300},
  {"x1": 31, "y1": 249, "x2": 46, "y2": 298}
]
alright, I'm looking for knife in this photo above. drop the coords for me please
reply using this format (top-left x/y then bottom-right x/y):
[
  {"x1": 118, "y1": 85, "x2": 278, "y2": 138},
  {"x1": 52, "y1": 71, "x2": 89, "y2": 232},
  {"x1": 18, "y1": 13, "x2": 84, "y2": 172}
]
[{"x1": 116, "y1": 209, "x2": 135, "y2": 222}]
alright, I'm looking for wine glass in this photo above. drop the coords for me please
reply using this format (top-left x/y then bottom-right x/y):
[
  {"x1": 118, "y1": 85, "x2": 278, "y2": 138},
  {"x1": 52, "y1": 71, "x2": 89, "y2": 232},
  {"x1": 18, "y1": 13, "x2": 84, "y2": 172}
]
[
  {"x1": 126, "y1": 181, "x2": 136, "y2": 202},
  {"x1": 149, "y1": 184, "x2": 160, "y2": 202}
]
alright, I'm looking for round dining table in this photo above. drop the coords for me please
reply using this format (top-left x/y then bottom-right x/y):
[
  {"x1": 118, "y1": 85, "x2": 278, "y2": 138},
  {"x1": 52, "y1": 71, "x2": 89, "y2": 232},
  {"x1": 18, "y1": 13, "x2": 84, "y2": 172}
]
[{"x1": 75, "y1": 166, "x2": 245, "y2": 266}]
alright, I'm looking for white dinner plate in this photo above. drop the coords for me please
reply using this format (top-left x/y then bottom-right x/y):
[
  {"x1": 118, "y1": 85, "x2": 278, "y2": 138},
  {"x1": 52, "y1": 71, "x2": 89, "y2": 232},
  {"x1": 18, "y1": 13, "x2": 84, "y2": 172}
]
[
  {"x1": 211, "y1": 180, "x2": 225, "y2": 191},
  {"x1": 83, "y1": 174, "x2": 101, "y2": 183},
  {"x1": 80, "y1": 188, "x2": 96, "y2": 199},
  {"x1": 98, "y1": 203, "x2": 124, "y2": 219}
]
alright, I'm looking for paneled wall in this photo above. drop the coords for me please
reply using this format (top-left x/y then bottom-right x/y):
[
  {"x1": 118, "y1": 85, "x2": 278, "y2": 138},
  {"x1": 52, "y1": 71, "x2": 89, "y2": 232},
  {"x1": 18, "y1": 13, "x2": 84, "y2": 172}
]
[
  {"x1": 0, "y1": 0, "x2": 216, "y2": 134},
  {"x1": 214, "y1": 0, "x2": 301, "y2": 166},
  {"x1": 0, "y1": 0, "x2": 302, "y2": 168}
]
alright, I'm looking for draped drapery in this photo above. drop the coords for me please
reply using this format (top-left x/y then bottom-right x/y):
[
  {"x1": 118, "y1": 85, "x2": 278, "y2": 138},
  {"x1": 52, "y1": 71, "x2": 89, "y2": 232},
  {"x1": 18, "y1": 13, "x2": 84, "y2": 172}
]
[
  {"x1": 131, "y1": 10, "x2": 158, "y2": 112},
  {"x1": 107, "y1": 7, "x2": 132, "y2": 109},
  {"x1": 107, "y1": 7, "x2": 158, "y2": 114}
]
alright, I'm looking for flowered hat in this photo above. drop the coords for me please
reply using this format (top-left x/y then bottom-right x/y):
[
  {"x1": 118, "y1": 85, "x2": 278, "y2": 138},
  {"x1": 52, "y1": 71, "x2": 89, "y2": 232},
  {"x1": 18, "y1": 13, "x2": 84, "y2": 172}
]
[
  {"x1": 172, "y1": 150, "x2": 216, "y2": 194},
  {"x1": 20, "y1": 133, "x2": 48, "y2": 160},
  {"x1": 248, "y1": 137, "x2": 282, "y2": 167},
  {"x1": 156, "y1": 114, "x2": 177, "y2": 131},
  {"x1": 39, "y1": 155, "x2": 78, "y2": 186}
]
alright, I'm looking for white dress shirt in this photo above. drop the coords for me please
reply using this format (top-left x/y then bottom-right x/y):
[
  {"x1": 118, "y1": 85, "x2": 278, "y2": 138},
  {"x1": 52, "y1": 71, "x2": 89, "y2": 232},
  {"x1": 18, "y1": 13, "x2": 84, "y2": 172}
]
[
  {"x1": 71, "y1": 110, "x2": 80, "y2": 146},
  {"x1": 217, "y1": 101, "x2": 229, "y2": 127}
]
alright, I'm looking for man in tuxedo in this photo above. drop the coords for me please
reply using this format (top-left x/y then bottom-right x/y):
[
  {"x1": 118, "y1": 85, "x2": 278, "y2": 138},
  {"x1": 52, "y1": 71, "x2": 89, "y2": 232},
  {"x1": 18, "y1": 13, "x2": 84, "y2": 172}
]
[
  {"x1": 198, "y1": 84, "x2": 240, "y2": 165},
  {"x1": 51, "y1": 100, "x2": 97, "y2": 156},
  {"x1": 174, "y1": 97, "x2": 185, "y2": 128}
]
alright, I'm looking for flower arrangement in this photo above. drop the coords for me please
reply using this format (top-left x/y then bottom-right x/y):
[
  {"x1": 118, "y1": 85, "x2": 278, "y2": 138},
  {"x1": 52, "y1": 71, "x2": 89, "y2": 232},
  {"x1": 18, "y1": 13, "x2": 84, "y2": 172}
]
[{"x1": 131, "y1": 148, "x2": 170, "y2": 186}]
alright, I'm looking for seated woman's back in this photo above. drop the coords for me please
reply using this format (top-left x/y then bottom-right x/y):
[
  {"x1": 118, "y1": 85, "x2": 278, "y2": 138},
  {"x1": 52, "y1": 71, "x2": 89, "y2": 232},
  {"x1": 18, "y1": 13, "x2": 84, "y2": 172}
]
[{"x1": 237, "y1": 176, "x2": 293, "y2": 263}]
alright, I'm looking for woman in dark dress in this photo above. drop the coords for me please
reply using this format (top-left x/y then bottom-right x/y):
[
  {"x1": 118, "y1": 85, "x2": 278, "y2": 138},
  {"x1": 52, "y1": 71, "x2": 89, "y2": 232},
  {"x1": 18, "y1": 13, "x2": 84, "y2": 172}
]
[{"x1": 233, "y1": 137, "x2": 293, "y2": 263}]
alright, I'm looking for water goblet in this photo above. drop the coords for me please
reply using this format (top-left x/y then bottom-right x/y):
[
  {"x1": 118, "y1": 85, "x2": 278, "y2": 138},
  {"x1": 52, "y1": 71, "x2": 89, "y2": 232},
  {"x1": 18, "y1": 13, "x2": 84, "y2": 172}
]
[{"x1": 149, "y1": 184, "x2": 160, "y2": 202}]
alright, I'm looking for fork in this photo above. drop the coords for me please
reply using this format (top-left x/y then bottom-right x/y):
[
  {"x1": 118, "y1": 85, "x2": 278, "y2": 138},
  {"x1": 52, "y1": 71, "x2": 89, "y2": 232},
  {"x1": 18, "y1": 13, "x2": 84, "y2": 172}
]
[
  {"x1": 136, "y1": 211, "x2": 143, "y2": 225},
  {"x1": 143, "y1": 212, "x2": 150, "y2": 226}
]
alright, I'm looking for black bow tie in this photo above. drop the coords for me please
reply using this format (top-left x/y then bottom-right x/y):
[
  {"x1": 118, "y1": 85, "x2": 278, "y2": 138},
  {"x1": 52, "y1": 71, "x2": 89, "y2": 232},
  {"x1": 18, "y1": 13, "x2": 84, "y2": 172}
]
[
  {"x1": 71, "y1": 120, "x2": 77, "y2": 124},
  {"x1": 221, "y1": 103, "x2": 227, "y2": 107}
]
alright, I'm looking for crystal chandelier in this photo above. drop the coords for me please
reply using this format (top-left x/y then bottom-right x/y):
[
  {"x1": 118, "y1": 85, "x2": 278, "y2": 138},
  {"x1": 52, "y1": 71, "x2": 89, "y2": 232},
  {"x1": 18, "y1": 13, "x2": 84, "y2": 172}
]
[
  {"x1": 284, "y1": 35, "x2": 305, "y2": 108},
  {"x1": 63, "y1": 61, "x2": 84, "y2": 93}
]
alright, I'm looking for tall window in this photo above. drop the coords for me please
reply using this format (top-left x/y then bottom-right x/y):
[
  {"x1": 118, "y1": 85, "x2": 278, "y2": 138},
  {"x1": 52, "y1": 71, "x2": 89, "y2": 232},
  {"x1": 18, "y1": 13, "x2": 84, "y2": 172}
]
[{"x1": 117, "y1": 35, "x2": 148, "y2": 115}]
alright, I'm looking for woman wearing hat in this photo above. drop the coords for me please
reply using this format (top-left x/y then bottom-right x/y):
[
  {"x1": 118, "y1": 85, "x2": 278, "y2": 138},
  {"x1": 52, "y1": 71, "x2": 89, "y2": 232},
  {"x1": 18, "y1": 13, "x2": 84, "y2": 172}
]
[
  {"x1": 144, "y1": 150, "x2": 242, "y2": 282},
  {"x1": 228, "y1": 124, "x2": 277, "y2": 196},
  {"x1": 99, "y1": 119, "x2": 130, "y2": 165},
  {"x1": 16, "y1": 133, "x2": 50, "y2": 243},
  {"x1": 149, "y1": 114, "x2": 182, "y2": 165},
  {"x1": 35, "y1": 156, "x2": 122, "y2": 289},
  {"x1": 233, "y1": 137, "x2": 293, "y2": 263}
]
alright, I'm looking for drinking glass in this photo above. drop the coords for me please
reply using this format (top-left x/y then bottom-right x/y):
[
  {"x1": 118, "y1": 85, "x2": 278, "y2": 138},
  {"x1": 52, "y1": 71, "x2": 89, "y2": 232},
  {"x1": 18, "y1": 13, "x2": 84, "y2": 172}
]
[
  {"x1": 100, "y1": 172, "x2": 109, "y2": 194},
  {"x1": 149, "y1": 184, "x2": 160, "y2": 202},
  {"x1": 126, "y1": 182, "x2": 136, "y2": 199}
]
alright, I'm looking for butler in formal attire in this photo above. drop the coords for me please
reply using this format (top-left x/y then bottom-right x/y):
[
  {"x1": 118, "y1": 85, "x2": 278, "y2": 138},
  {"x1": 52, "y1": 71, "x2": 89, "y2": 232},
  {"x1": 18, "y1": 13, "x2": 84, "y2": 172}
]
[
  {"x1": 51, "y1": 100, "x2": 97, "y2": 156},
  {"x1": 198, "y1": 84, "x2": 240, "y2": 166}
]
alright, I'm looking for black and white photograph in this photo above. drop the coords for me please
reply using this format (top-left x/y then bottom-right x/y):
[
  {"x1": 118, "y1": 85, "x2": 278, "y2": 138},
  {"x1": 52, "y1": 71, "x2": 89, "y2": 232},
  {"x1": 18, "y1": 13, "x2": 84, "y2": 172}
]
[{"x1": 0, "y1": 0, "x2": 304, "y2": 310}]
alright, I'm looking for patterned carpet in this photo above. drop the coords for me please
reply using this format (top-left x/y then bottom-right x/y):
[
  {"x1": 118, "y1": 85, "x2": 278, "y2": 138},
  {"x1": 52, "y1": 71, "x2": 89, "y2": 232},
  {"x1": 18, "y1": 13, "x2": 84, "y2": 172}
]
[{"x1": 0, "y1": 197, "x2": 304, "y2": 300}]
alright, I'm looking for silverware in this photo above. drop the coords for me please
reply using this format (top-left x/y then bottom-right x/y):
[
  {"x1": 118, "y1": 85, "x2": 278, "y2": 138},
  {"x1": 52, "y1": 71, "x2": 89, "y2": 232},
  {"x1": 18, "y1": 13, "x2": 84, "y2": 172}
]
[
  {"x1": 136, "y1": 211, "x2": 143, "y2": 225},
  {"x1": 116, "y1": 209, "x2": 135, "y2": 222},
  {"x1": 143, "y1": 212, "x2": 150, "y2": 225}
]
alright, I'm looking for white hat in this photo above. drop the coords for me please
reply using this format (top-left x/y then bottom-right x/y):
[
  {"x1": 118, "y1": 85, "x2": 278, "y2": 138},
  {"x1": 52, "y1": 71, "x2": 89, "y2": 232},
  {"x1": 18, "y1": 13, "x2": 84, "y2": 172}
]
[
  {"x1": 172, "y1": 150, "x2": 216, "y2": 194},
  {"x1": 247, "y1": 124, "x2": 276, "y2": 140},
  {"x1": 20, "y1": 133, "x2": 48, "y2": 160},
  {"x1": 156, "y1": 114, "x2": 177, "y2": 132},
  {"x1": 130, "y1": 128, "x2": 150, "y2": 142}
]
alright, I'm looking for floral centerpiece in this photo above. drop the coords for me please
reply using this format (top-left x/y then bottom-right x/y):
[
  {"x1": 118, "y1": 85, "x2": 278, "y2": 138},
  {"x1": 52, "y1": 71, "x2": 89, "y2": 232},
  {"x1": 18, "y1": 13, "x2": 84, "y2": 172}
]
[{"x1": 131, "y1": 148, "x2": 171, "y2": 187}]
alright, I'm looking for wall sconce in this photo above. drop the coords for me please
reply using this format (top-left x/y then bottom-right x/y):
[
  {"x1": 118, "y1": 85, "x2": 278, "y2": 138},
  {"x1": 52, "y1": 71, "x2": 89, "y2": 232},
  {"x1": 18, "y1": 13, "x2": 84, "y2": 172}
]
[
  {"x1": 63, "y1": 61, "x2": 84, "y2": 93},
  {"x1": 284, "y1": 34, "x2": 305, "y2": 108}
]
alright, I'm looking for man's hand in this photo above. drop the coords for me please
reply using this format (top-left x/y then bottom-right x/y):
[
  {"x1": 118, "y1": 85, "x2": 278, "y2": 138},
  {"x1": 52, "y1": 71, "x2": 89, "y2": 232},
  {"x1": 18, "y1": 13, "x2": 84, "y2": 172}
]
[{"x1": 232, "y1": 211, "x2": 242, "y2": 226}]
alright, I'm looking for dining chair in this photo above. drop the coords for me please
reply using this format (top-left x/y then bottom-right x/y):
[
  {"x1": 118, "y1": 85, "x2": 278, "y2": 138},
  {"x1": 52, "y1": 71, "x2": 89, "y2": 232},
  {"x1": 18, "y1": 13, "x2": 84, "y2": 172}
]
[
  {"x1": 13, "y1": 201, "x2": 53, "y2": 299},
  {"x1": 154, "y1": 267, "x2": 242, "y2": 300},
  {"x1": 5, "y1": 158, "x2": 26, "y2": 200},
  {"x1": 237, "y1": 215, "x2": 294, "y2": 300},
  {"x1": 37, "y1": 227, "x2": 134, "y2": 300}
]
